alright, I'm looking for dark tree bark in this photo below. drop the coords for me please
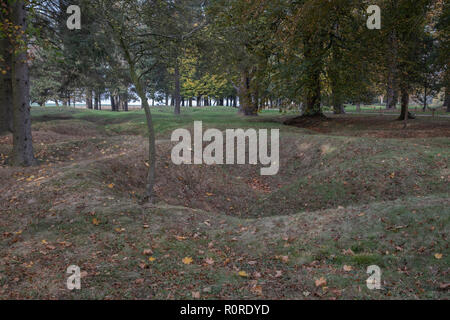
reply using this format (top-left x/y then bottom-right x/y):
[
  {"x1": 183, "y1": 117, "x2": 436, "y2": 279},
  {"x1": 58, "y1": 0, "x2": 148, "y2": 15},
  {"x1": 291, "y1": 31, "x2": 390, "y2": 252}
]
[
  {"x1": 123, "y1": 94, "x2": 128, "y2": 111},
  {"x1": 110, "y1": 95, "x2": 116, "y2": 111},
  {"x1": 443, "y1": 70, "x2": 450, "y2": 112},
  {"x1": 165, "y1": 93, "x2": 169, "y2": 106},
  {"x1": 303, "y1": 69, "x2": 322, "y2": 116},
  {"x1": 11, "y1": 0, "x2": 37, "y2": 166},
  {"x1": 332, "y1": 87, "x2": 345, "y2": 114},
  {"x1": 398, "y1": 85, "x2": 415, "y2": 121},
  {"x1": 238, "y1": 69, "x2": 258, "y2": 116},
  {"x1": 297, "y1": 38, "x2": 324, "y2": 117},
  {"x1": 386, "y1": 31, "x2": 399, "y2": 110},
  {"x1": 86, "y1": 89, "x2": 93, "y2": 109},
  {"x1": 422, "y1": 85, "x2": 428, "y2": 111},
  {"x1": 174, "y1": 60, "x2": 181, "y2": 115},
  {"x1": 94, "y1": 93, "x2": 99, "y2": 110},
  {"x1": 0, "y1": 26, "x2": 13, "y2": 134},
  {"x1": 444, "y1": 88, "x2": 450, "y2": 112}
]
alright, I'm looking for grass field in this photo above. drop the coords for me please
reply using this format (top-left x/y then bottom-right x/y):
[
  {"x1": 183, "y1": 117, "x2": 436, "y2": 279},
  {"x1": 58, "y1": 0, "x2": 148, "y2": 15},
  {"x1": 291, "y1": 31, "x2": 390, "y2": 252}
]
[{"x1": 0, "y1": 106, "x2": 449, "y2": 299}]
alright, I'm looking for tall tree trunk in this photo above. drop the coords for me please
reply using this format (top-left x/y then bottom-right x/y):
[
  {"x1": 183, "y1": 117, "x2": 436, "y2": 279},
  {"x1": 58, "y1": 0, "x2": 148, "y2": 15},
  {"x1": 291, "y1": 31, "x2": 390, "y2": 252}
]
[
  {"x1": 332, "y1": 86, "x2": 345, "y2": 114},
  {"x1": 174, "y1": 59, "x2": 181, "y2": 115},
  {"x1": 400, "y1": 86, "x2": 409, "y2": 128},
  {"x1": 238, "y1": 69, "x2": 258, "y2": 116},
  {"x1": 386, "y1": 31, "x2": 399, "y2": 110},
  {"x1": 94, "y1": 93, "x2": 99, "y2": 110},
  {"x1": 443, "y1": 70, "x2": 450, "y2": 112},
  {"x1": 11, "y1": 0, "x2": 36, "y2": 166},
  {"x1": 98, "y1": 93, "x2": 102, "y2": 110},
  {"x1": 398, "y1": 85, "x2": 415, "y2": 121},
  {"x1": 423, "y1": 85, "x2": 427, "y2": 111},
  {"x1": 0, "y1": 27, "x2": 13, "y2": 133},
  {"x1": 86, "y1": 89, "x2": 93, "y2": 109},
  {"x1": 165, "y1": 93, "x2": 169, "y2": 106},
  {"x1": 444, "y1": 87, "x2": 450, "y2": 112},
  {"x1": 116, "y1": 35, "x2": 156, "y2": 202},
  {"x1": 303, "y1": 68, "x2": 322, "y2": 116},
  {"x1": 123, "y1": 94, "x2": 128, "y2": 111},
  {"x1": 110, "y1": 95, "x2": 116, "y2": 111}
]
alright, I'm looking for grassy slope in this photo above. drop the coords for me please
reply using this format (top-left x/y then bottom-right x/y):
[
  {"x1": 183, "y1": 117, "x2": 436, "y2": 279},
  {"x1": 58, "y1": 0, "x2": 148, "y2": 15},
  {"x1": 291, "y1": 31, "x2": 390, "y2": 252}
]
[{"x1": 0, "y1": 107, "x2": 448, "y2": 299}]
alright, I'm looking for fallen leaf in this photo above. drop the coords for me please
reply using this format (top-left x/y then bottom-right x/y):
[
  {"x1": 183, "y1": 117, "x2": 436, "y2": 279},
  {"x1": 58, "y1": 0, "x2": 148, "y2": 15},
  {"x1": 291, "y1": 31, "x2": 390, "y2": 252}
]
[
  {"x1": 143, "y1": 249, "x2": 153, "y2": 255},
  {"x1": 182, "y1": 257, "x2": 193, "y2": 265},
  {"x1": 238, "y1": 271, "x2": 249, "y2": 278},
  {"x1": 148, "y1": 257, "x2": 156, "y2": 262},
  {"x1": 315, "y1": 277, "x2": 327, "y2": 287},
  {"x1": 205, "y1": 258, "x2": 215, "y2": 265},
  {"x1": 343, "y1": 249, "x2": 355, "y2": 256},
  {"x1": 251, "y1": 285, "x2": 263, "y2": 296},
  {"x1": 343, "y1": 265, "x2": 353, "y2": 272},
  {"x1": 107, "y1": 183, "x2": 115, "y2": 189},
  {"x1": 192, "y1": 291, "x2": 200, "y2": 299},
  {"x1": 92, "y1": 218, "x2": 100, "y2": 226},
  {"x1": 435, "y1": 253, "x2": 443, "y2": 260},
  {"x1": 275, "y1": 255, "x2": 289, "y2": 263}
]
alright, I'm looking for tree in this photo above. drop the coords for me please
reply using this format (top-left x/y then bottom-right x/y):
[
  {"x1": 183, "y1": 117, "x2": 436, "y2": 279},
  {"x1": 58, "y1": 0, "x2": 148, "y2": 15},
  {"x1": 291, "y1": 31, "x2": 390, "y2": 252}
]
[
  {"x1": 0, "y1": 0, "x2": 13, "y2": 134},
  {"x1": 96, "y1": 0, "x2": 163, "y2": 201},
  {"x1": 208, "y1": 0, "x2": 272, "y2": 115},
  {"x1": 10, "y1": 0, "x2": 37, "y2": 165},
  {"x1": 435, "y1": 0, "x2": 449, "y2": 111}
]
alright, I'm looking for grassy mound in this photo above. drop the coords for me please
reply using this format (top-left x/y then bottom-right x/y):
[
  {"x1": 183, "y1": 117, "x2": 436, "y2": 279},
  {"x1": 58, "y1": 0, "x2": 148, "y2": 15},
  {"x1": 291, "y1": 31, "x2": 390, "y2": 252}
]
[{"x1": 0, "y1": 107, "x2": 448, "y2": 299}]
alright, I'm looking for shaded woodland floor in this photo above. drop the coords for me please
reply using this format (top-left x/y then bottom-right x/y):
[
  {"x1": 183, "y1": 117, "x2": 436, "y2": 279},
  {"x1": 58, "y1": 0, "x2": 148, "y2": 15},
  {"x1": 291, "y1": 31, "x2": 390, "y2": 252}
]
[{"x1": 0, "y1": 107, "x2": 448, "y2": 299}]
